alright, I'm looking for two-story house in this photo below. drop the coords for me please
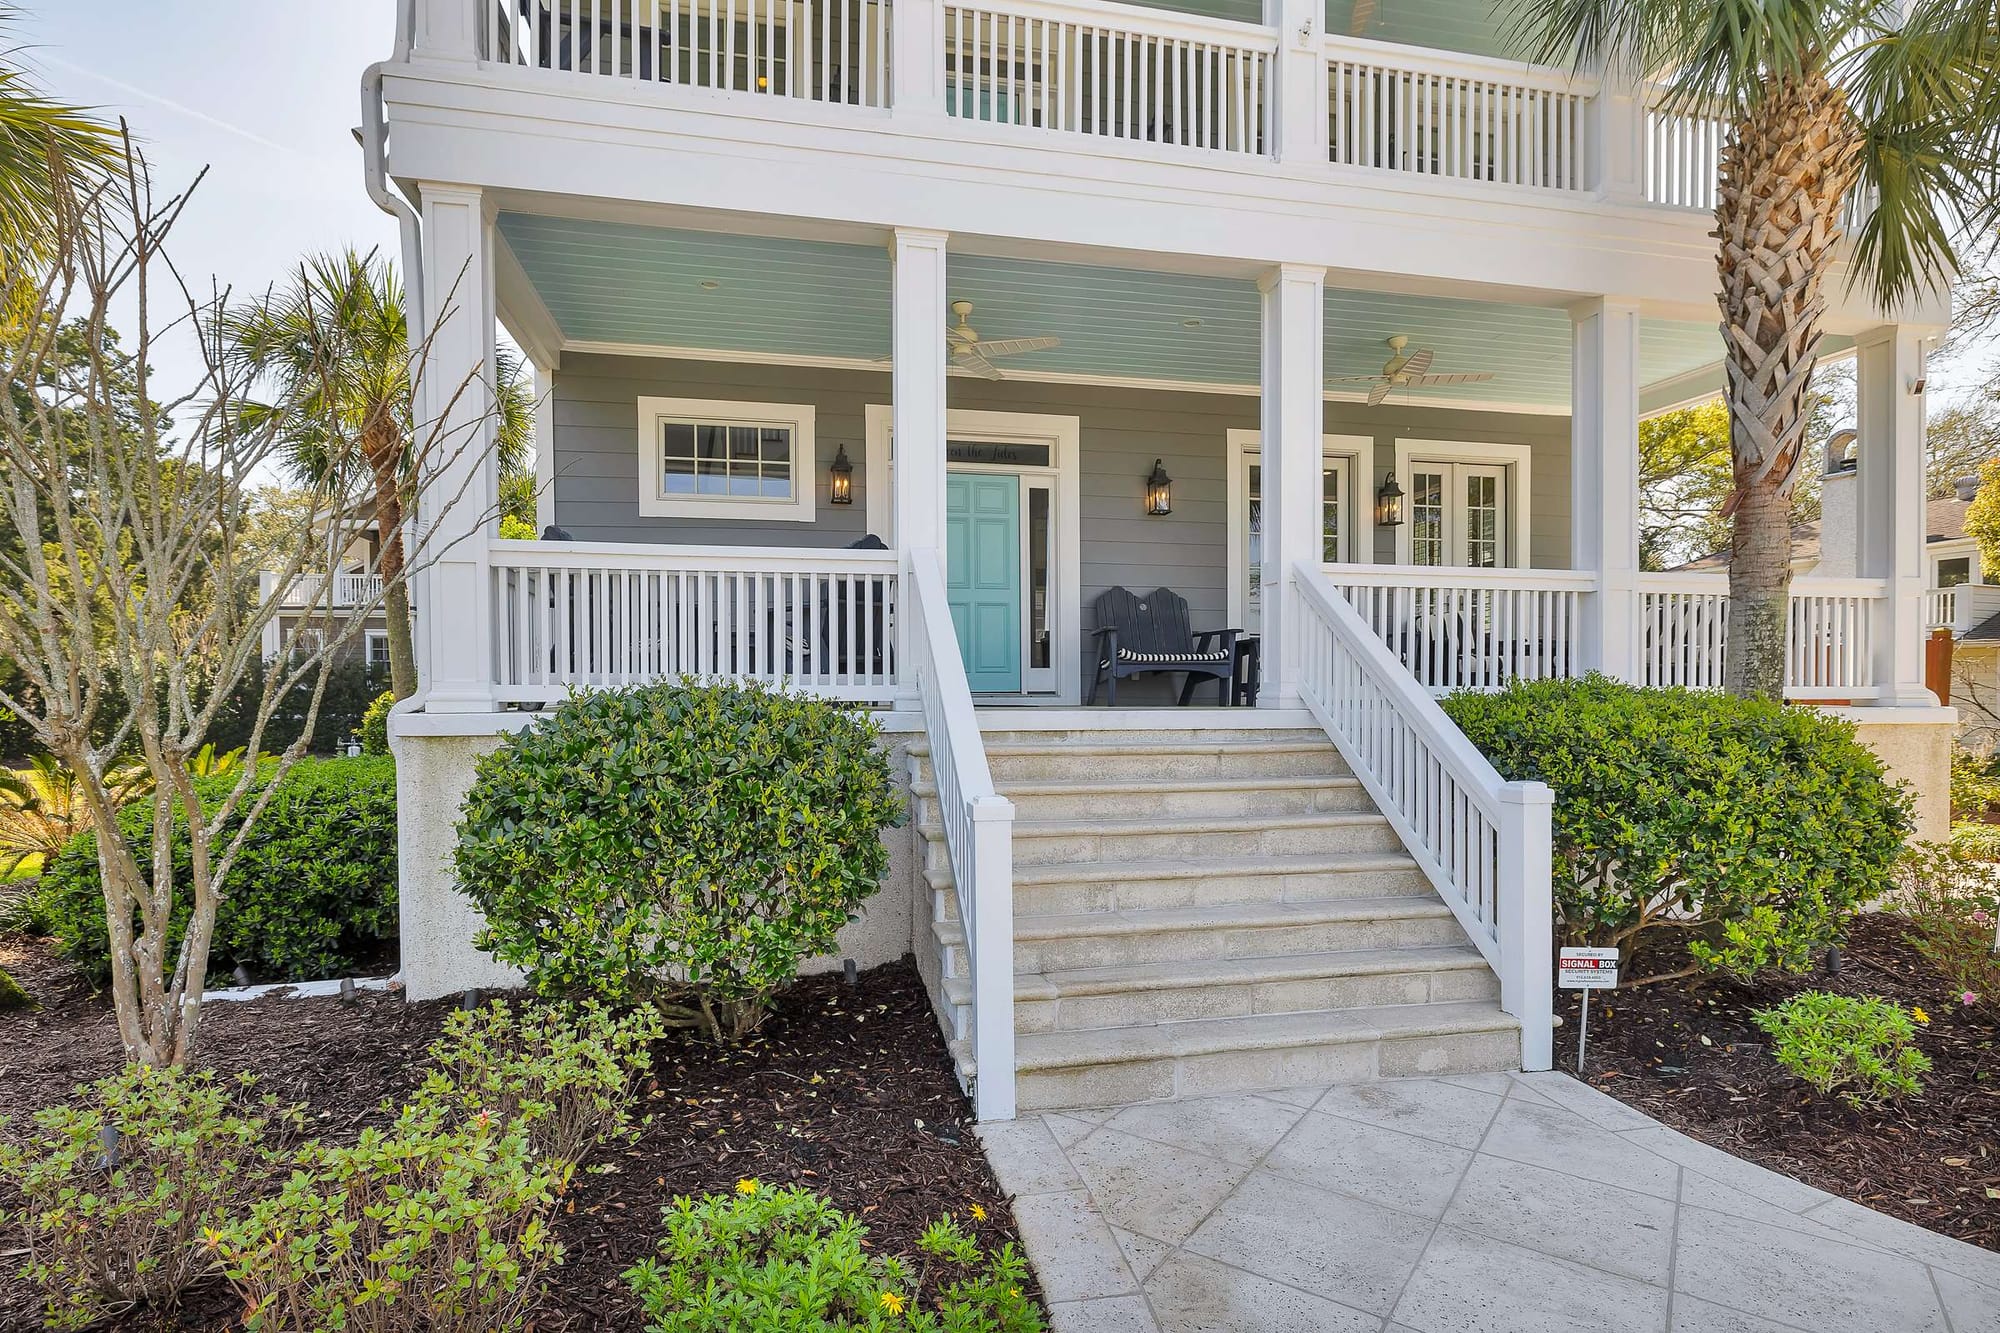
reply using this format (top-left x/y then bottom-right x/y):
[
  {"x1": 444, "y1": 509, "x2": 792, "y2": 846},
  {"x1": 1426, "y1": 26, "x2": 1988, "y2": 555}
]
[{"x1": 368, "y1": 0, "x2": 1953, "y2": 1119}]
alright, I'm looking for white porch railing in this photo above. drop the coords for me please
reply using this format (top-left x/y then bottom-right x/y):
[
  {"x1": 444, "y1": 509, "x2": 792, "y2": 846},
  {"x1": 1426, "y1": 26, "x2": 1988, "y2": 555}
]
[
  {"x1": 1928, "y1": 586, "x2": 1959, "y2": 630},
  {"x1": 1325, "y1": 36, "x2": 1591, "y2": 191},
  {"x1": 1643, "y1": 97, "x2": 1727, "y2": 209},
  {"x1": 1325, "y1": 564, "x2": 1595, "y2": 694},
  {"x1": 484, "y1": 0, "x2": 891, "y2": 107},
  {"x1": 907, "y1": 546, "x2": 1016, "y2": 1120},
  {"x1": 1637, "y1": 572, "x2": 1887, "y2": 700},
  {"x1": 487, "y1": 539, "x2": 899, "y2": 703},
  {"x1": 1294, "y1": 564, "x2": 1554, "y2": 1071},
  {"x1": 943, "y1": 0, "x2": 1274, "y2": 155},
  {"x1": 276, "y1": 572, "x2": 385, "y2": 608}
]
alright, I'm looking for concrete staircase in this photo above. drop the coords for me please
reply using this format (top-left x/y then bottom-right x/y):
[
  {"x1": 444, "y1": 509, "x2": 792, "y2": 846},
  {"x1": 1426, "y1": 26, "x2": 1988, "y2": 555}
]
[{"x1": 911, "y1": 725, "x2": 1521, "y2": 1112}]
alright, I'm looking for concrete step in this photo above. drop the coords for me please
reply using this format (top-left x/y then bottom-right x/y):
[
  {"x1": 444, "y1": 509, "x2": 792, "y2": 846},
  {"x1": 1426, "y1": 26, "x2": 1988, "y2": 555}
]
[
  {"x1": 920, "y1": 811, "x2": 1405, "y2": 871},
  {"x1": 934, "y1": 896, "x2": 1467, "y2": 973},
  {"x1": 956, "y1": 1001, "x2": 1522, "y2": 1111},
  {"x1": 911, "y1": 773, "x2": 1376, "y2": 821},
  {"x1": 915, "y1": 737, "x2": 1351, "y2": 783},
  {"x1": 943, "y1": 945, "x2": 1499, "y2": 1034},
  {"x1": 927, "y1": 851, "x2": 1433, "y2": 917}
]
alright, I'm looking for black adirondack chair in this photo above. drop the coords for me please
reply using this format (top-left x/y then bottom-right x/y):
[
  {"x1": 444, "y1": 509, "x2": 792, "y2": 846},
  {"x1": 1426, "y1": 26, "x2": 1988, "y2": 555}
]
[{"x1": 1088, "y1": 586, "x2": 1240, "y2": 706}]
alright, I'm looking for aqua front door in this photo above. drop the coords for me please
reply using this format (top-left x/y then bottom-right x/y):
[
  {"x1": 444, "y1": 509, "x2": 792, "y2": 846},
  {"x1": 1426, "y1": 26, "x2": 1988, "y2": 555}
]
[{"x1": 946, "y1": 471, "x2": 1023, "y2": 693}]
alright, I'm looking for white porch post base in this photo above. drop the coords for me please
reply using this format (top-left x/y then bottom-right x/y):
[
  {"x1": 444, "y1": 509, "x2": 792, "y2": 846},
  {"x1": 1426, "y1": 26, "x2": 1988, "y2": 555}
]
[
  {"x1": 891, "y1": 228, "x2": 950, "y2": 705},
  {"x1": 1856, "y1": 325, "x2": 1937, "y2": 708},
  {"x1": 416, "y1": 185, "x2": 500, "y2": 714},
  {"x1": 1258, "y1": 263, "x2": 1327, "y2": 708},
  {"x1": 1570, "y1": 298, "x2": 1642, "y2": 681}
]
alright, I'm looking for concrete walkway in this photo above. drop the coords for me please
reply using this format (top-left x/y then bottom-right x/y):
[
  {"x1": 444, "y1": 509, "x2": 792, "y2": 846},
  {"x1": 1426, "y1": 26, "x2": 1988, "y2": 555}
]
[{"x1": 977, "y1": 1071, "x2": 2000, "y2": 1332}]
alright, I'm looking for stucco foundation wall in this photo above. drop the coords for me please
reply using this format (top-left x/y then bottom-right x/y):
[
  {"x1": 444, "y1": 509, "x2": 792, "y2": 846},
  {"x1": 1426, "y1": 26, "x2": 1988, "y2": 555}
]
[
  {"x1": 1823, "y1": 708, "x2": 1955, "y2": 844},
  {"x1": 389, "y1": 723, "x2": 922, "y2": 1003}
]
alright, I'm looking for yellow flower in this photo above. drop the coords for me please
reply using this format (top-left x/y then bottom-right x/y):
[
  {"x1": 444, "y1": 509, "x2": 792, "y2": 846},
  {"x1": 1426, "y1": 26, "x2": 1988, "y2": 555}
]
[
  {"x1": 736, "y1": 1178, "x2": 760, "y2": 1196},
  {"x1": 878, "y1": 1291, "x2": 906, "y2": 1315},
  {"x1": 969, "y1": 1204, "x2": 987, "y2": 1222},
  {"x1": 1913, "y1": 1007, "x2": 1931, "y2": 1025}
]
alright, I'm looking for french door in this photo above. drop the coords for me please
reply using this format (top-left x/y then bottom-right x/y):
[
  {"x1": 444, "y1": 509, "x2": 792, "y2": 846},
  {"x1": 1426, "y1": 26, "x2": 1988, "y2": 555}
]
[
  {"x1": 1408, "y1": 462, "x2": 1509, "y2": 569},
  {"x1": 1240, "y1": 451, "x2": 1353, "y2": 634}
]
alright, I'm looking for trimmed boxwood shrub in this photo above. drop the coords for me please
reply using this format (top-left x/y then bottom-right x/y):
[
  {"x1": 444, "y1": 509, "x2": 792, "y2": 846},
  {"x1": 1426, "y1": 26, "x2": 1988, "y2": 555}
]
[
  {"x1": 1442, "y1": 676, "x2": 1911, "y2": 984},
  {"x1": 40, "y1": 756, "x2": 398, "y2": 986},
  {"x1": 455, "y1": 679, "x2": 904, "y2": 1042}
]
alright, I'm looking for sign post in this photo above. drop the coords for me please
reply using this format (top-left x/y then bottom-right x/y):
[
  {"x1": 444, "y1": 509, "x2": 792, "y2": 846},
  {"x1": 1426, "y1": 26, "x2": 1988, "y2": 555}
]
[{"x1": 1557, "y1": 947, "x2": 1619, "y2": 1074}]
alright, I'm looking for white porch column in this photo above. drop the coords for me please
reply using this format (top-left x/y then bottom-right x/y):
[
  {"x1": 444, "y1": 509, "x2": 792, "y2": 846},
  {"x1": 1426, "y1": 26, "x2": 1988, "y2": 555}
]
[
  {"x1": 892, "y1": 228, "x2": 950, "y2": 691},
  {"x1": 1265, "y1": 0, "x2": 1327, "y2": 166},
  {"x1": 1586, "y1": 67, "x2": 1646, "y2": 205},
  {"x1": 892, "y1": 0, "x2": 946, "y2": 116},
  {"x1": 531, "y1": 358, "x2": 557, "y2": 535},
  {"x1": 1855, "y1": 325, "x2": 1935, "y2": 706},
  {"x1": 1569, "y1": 298, "x2": 1643, "y2": 680},
  {"x1": 414, "y1": 0, "x2": 480, "y2": 61},
  {"x1": 1258, "y1": 262, "x2": 1326, "y2": 708},
  {"x1": 414, "y1": 185, "x2": 500, "y2": 713}
]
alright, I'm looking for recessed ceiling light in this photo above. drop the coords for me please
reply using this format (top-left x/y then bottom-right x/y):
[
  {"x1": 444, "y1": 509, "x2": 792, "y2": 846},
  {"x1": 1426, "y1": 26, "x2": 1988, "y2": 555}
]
[
  {"x1": 699, "y1": 279, "x2": 722, "y2": 290},
  {"x1": 1180, "y1": 317, "x2": 1203, "y2": 329}
]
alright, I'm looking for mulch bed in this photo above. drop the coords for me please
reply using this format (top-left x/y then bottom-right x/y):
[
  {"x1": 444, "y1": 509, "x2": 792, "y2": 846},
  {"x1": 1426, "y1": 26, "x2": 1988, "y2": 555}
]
[
  {"x1": 1560, "y1": 912, "x2": 2000, "y2": 1252},
  {"x1": 0, "y1": 935, "x2": 1027, "y2": 1331}
]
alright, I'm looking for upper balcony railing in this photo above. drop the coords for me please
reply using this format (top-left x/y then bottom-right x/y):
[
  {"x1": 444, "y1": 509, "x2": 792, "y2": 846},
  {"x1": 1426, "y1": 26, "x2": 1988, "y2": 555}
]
[{"x1": 455, "y1": 0, "x2": 1866, "y2": 217}]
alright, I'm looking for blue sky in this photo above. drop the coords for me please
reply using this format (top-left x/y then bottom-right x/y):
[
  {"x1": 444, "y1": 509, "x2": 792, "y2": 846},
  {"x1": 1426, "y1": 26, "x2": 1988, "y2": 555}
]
[{"x1": 14, "y1": 2, "x2": 401, "y2": 386}]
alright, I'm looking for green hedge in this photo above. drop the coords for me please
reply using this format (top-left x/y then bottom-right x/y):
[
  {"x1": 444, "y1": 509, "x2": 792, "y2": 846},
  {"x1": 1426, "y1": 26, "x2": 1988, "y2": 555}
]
[
  {"x1": 1442, "y1": 677, "x2": 1911, "y2": 980},
  {"x1": 41, "y1": 756, "x2": 398, "y2": 986}
]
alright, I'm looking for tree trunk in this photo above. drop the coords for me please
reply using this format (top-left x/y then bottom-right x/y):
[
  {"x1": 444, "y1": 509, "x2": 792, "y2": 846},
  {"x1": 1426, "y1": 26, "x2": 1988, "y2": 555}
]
[
  {"x1": 362, "y1": 421, "x2": 418, "y2": 700},
  {"x1": 1715, "y1": 68, "x2": 1862, "y2": 698}
]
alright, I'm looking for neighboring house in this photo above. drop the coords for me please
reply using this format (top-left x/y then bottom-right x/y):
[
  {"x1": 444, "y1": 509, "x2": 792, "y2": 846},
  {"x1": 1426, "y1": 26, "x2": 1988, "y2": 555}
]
[
  {"x1": 369, "y1": 0, "x2": 1953, "y2": 1120},
  {"x1": 258, "y1": 523, "x2": 392, "y2": 670}
]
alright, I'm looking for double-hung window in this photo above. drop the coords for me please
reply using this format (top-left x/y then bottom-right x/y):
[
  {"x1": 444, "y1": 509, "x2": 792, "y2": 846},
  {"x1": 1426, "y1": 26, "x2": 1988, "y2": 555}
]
[{"x1": 636, "y1": 397, "x2": 817, "y2": 522}]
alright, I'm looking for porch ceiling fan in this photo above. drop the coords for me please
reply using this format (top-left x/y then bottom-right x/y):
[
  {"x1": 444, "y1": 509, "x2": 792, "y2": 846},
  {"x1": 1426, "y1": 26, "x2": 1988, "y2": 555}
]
[
  {"x1": 944, "y1": 299, "x2": 1060, "y2": 379},
  {"x1": 1328, "y1": 335, "x2": 1496, "y2": 406}
]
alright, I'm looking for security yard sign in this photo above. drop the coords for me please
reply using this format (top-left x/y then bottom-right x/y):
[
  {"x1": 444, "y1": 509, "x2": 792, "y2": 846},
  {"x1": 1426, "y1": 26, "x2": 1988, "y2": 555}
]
[
  {"x1": 1558, "y1": 947, "x2": 1620, "y2": 1073},
  {"x1": 1558, "y1": 947, "x2": 1620, "y2": 990}
]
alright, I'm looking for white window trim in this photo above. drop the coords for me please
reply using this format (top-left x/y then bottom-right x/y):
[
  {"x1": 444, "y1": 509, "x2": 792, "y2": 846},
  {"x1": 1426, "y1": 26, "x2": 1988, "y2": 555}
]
[
  {"x1": 365, "y1": 629, "x2": 391, "y2": 668},
  {"x1": 1392, "y1": 438, "x2": 1533, "y2": 569},
  {"x1": 635, "y1": 395, "x2": 817, "y2": 522},
  {"x1": 1225, "y1": 429, "x2": 1375, "y2": 629}
]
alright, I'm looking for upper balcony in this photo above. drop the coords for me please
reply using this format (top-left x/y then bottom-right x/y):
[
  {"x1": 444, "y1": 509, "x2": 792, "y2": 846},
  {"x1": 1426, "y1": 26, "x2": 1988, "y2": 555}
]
[{"x1": 382, "y1": 0, "x2": 1922, "y2": 324}]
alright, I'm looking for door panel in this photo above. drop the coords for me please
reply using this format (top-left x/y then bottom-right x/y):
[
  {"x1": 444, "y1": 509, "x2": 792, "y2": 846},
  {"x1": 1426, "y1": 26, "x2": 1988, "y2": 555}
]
[{"x1": 946, "y1": 472, "x2": 1023, "y2": 692}]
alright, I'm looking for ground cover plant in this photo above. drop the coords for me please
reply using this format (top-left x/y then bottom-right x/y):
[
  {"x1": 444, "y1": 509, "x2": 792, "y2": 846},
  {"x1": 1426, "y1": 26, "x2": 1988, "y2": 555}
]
[
  {"x1": 1753, "y1": 991, "x2": 1931, "y2": 1108},
  {"x1": 457, "y1": 679, "x2": 904, "y2": 1042}
]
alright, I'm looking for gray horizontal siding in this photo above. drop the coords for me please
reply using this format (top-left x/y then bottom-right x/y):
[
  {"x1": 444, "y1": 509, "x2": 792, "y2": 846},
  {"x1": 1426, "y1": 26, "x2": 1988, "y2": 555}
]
[{"x1": 550, "y1": 353, "x2": 1573, "y2": 699}]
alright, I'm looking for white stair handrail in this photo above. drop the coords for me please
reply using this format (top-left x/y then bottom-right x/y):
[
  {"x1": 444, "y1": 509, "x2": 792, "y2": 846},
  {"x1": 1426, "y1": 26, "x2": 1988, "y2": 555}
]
[
  {"x1": 906, "y1": 546, "x2": 1017, "y2": 1120},
  {"x1": 1293, "y1": 562, "x2": 1554, "y2": 1071}
]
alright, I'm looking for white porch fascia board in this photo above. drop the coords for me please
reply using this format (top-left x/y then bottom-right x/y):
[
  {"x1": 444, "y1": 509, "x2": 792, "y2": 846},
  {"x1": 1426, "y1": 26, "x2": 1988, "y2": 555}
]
[
  {"x1": 383, "y1": 68, "x2": 1943, "y2": 331},
  {"x1": 563, "y1": 339, "x2": 1576, "y2": 416}
]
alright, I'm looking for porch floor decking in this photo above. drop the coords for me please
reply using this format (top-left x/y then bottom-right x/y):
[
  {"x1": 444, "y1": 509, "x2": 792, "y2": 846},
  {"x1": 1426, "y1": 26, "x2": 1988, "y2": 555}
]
[{"x1": 979, "y1": 1072, "x2": 2000, "y2": 1333}]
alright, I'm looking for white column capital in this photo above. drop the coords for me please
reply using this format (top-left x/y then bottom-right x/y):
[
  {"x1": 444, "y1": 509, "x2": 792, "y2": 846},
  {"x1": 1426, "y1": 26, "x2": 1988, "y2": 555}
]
[
  {"x1": 1258, "y1": 262, "x2": 1329, "y2": 293},
  {"x1": 890, "y1": 226, "x2": 952, "y2": 252}
]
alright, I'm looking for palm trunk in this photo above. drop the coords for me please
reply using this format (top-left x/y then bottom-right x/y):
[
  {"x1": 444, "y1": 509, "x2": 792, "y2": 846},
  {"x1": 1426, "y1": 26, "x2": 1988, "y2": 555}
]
[
  {"x1": 1715, "y1": 67, "x2": 1862, "y2": 697},
  {"x1": 363, "y1": 422, "x2": 418, "y2": 700}
]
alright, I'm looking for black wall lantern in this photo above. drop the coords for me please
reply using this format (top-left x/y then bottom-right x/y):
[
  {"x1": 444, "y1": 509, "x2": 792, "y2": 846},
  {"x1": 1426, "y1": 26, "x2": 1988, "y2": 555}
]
[
  {"x1": 1375, "y1": 473, "x2": 1406, "y2": 528},
  {"x1": 828, "y1": 444, "x2": 854, "y2": 505},
  {"x1": 1145, "y1": 459, "x2": 1173, "y2": 516}
]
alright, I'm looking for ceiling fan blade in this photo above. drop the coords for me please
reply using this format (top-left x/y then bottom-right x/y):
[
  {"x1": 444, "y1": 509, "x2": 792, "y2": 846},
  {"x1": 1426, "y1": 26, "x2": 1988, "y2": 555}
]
[
  {"x1": 1402, "y1": 371, "x2": 1496, "y2": 387},
  {"x1": 1399, "y1": 347, "x2": 1434, "y2": 378},
  {"x1": 958, "y1": 350, "x2": 1005, "y2": 380},
  {"x1": 1366, "y1": 381, "x2": 1394, "y2": 407},
  {"x1": 1325, "y1": 374, "x2": 1392, "y2": 384},
  {"x1": 972, "y1": 335, "x2": 1060, "y2": 358}
]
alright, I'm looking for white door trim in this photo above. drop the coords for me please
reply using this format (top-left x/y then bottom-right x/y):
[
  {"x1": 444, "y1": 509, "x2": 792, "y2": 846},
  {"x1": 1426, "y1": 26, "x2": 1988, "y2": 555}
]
[
  {"x1": 1392, "y1": 438, "x2": 1534, "y2": 569},
  {"x1": 865, "y1": 404, "x2": 1083, "y2": 705},
  {"x1": 1225, "y1": 429, "x2": 1375, "y2": 630}
]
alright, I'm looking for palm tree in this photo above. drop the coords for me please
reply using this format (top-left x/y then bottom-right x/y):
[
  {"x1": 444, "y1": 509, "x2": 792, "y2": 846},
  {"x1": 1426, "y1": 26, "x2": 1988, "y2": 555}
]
[
  {"x1": 0, "y1": 5, "x2": 122, "y2": 314},
  {"x1": 1508, "y1": 0, "x2": 1999, "y2": 696},
  {"x1": 221, "y1": 250, "x2": 533, "y2": 699}
]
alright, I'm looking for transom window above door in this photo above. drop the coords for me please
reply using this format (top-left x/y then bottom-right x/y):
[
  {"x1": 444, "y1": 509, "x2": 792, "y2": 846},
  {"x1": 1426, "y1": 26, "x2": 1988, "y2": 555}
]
[{"x1": 636, "y1": 396, "x2": 816, "y2": 521}]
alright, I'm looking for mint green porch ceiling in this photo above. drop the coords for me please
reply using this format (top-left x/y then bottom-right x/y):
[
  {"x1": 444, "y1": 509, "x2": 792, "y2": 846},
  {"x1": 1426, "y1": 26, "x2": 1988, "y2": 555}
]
[{"x1": 497, "y1": 213, "x2": 1725, "y2": 409}]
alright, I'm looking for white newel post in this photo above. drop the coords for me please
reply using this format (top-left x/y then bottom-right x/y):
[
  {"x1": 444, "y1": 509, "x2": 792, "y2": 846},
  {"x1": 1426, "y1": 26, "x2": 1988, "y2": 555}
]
[
  {"x1": 1258, "y1": 263, "x2": 1327, "y2": 707},
  {"x1": 1498, "y1": 781, "x2": 1555, "y2": 1071},
  {"x1": 892, "y1": 228, "x2": 950, "y2": 698},
  {"x1": 892, "y1": 0, "x2": 944, "y2": 116},
  {"x1": 1569, "y1": 298, "x2": 1642, "y2": 680},
  {"x1": 415, "y1": 185, "x2": 500, "y2": 713},
  {"x1": 414, "y1": 0, "x2": 481, "y2": 61},
  {"x1": 1265, "y1": 0, "x2": 1326, "y2": 164},
  {"x1": 1585, "y1": 66, "x2": 1645, "y2": 205},
  {"x1": 1855, "y1": 325, "x2": 1935, "y2": 707}
]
